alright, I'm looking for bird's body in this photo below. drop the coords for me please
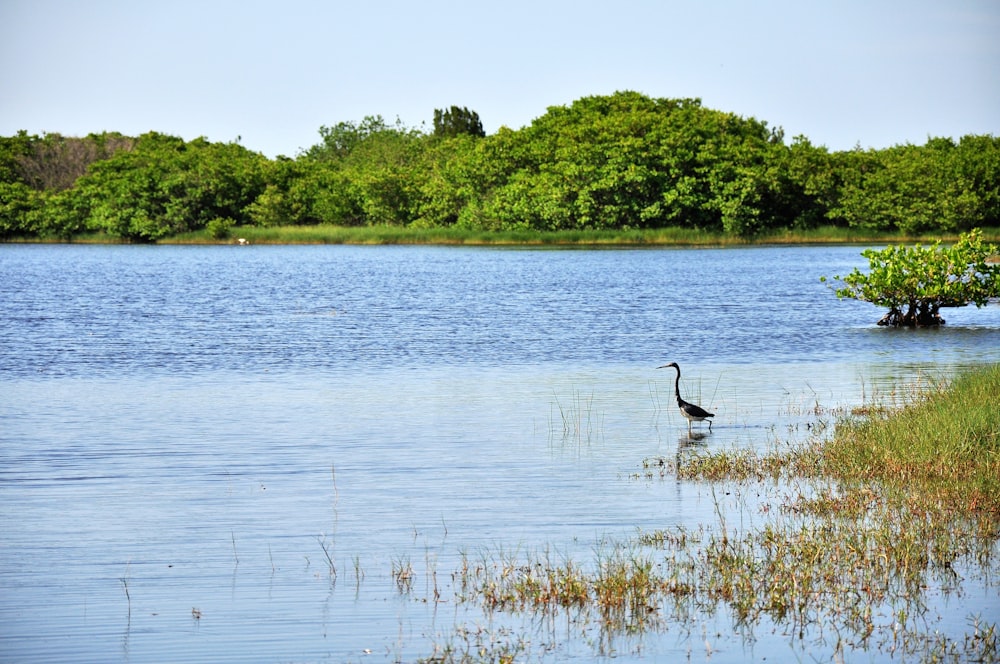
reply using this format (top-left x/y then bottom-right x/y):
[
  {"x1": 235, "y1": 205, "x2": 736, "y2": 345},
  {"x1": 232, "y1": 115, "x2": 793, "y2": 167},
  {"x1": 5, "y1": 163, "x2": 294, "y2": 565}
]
[{"x1": 657, "y1": 362, "x2": 715, "y2": 431}]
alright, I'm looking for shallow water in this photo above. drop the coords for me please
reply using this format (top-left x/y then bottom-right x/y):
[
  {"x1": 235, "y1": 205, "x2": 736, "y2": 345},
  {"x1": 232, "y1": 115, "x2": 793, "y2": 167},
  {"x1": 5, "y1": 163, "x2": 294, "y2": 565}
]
[{"x1": 1, "y1": 244, "x2": 998, "y2": 662}]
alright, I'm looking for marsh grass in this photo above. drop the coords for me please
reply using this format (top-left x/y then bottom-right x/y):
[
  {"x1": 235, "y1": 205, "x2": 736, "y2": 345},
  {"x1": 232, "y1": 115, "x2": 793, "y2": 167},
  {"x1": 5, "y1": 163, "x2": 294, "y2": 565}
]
[
  {"x1": 641, "y1": 434, "x2": 827, "y2": 483},
  {"x1": 156, "y1": 224, "x2": 1000, "y2": 247},
  {"x1": 452, "y1": 543, "x2": 671, "y2": 648},
  {"x1": 166, "y1": 224, "x2": 737, "y2": 246},
  {"x1": 825, "y1": 364, "x2": 1000, "y2": 513},
  {"x1": 426, "y1": 364, "x2": 1000, "y2": 662}
]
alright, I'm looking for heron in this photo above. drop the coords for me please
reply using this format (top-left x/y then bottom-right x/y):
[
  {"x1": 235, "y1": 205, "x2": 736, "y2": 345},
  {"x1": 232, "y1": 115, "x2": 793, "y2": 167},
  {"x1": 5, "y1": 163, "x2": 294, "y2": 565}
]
[{"x1": 657, "y1": 362, "x2": 715, "y2": 431}]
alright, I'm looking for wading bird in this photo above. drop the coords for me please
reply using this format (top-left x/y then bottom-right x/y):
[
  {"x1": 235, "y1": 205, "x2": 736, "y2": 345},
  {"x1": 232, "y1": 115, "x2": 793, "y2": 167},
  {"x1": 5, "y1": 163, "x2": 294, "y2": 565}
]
[{"x1": 657, "y1": 362, "x2": 715, "y2": 432}]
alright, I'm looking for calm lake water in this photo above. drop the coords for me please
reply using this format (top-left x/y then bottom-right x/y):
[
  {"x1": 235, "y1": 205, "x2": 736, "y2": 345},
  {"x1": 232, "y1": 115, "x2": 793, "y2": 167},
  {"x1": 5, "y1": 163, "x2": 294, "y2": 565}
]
[{"x1": 1, "y1": 244, "x2": 998, "y2": 663}]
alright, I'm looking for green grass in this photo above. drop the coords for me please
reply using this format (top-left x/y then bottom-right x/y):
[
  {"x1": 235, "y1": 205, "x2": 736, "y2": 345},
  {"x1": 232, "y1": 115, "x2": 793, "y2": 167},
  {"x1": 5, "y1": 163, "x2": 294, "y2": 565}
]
[
  {"x1": 159, "y1": 224, "x2": 1000, "y2": 247},
  {"x1": 166, "y1": 223, "x2": 734, "y2": 246},
  {"x1": 9, "y1": 224, "x2": 1000, "y2": 247},
  {"x1": 825, "y1": 364, "x2": 1000, "y2": 512}
]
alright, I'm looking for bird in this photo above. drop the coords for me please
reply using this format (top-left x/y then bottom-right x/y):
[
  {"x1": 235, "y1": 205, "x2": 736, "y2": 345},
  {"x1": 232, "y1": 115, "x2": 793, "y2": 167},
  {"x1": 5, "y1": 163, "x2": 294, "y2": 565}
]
[{"x1": 657, "y1": 362, "x2": 715, "y2": 432}]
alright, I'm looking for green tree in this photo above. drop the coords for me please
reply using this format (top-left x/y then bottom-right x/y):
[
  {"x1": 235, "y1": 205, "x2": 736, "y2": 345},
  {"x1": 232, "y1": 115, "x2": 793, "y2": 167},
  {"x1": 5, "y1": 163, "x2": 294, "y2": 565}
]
[
  {"x1": 0, "y1": 131, "x2": 34, "y2": 185},
  {"x1": 412, "y1": 133, "x2": 481, "y2": 227},
  {"x1": 702, "y1": 123, "x2": 790, "y2": 237},
  {"x1": 824, "y1": 229, "x2": 1000, "y2": 326},
  {"x1": 433, "y1": 106, "x2": 485, "y2": 138},
  {"x1": 827, "y1": 137, "x2": 1000, "y2": 233},
  {"x1": 303, "y1": 115, "x2": 412, "y2": 162},
  {"x1": 27, "y1": 186, "x2": 91, "y2": 239},
  {"x1": 0, "y1": 181, "x2": 37, "y2": 238},
  {"x1": 8, "y1": 92, "x2": 1000, "y2": 241},
  {"x1": 76, "y1": 133, "x2": 268, "y2": 241},
  {"x1": 299, "y1": 116, "x2": 428, "y2": 226},
  {"x1": 945, "y1": 135, "x2": 1000, "y2": 230},
  {"x1": 246, "y1": 158, "x2": 332, "y2": 227},
  {"x1": 288, "y1": 95, "x2": 1000, "y2": 236},
  {"x1": 785, "y1": 136, "x2": 840, "y2": 228}
]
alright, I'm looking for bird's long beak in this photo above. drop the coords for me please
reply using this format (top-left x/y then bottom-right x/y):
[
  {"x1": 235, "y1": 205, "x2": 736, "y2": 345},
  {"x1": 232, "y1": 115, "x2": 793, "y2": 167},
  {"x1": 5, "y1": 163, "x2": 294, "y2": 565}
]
[{"x1": 655, "y1": 364, "x2": 669, "y2": 369}]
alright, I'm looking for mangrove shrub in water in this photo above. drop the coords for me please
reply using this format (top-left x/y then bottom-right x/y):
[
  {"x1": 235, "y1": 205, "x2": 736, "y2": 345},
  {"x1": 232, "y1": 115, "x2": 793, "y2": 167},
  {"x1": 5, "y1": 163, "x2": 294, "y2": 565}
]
[{"x1": 824, "y1": 228, "x2": 1000, "y2": 326}]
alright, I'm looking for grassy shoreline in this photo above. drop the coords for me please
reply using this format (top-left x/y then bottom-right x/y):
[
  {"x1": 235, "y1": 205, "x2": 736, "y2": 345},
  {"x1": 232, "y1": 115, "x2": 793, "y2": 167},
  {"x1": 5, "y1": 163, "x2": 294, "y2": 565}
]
[
  {"x1": 161, "y1": 224, "x2": 1000, "y2": 246},
  {"x1": 423, "y1": 364, "x2": 1000, "y2": 662},
  {"x1": 7, "y1": 224, "x2": 1000, "y2": 247}
]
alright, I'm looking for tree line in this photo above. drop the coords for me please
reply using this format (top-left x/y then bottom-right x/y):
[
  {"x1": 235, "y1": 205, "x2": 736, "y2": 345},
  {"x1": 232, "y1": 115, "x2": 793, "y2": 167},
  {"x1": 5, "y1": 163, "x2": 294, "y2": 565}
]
[{"x1": 2, "y1": 92, "x2": 998, "y2": 241}]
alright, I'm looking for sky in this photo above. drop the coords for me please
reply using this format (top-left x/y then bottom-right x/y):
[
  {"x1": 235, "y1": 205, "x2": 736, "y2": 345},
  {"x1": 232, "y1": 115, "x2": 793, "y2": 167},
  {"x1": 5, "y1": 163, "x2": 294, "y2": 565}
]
[{"x1": 2, "y1": 0, "x2": 998, "y2": 158}]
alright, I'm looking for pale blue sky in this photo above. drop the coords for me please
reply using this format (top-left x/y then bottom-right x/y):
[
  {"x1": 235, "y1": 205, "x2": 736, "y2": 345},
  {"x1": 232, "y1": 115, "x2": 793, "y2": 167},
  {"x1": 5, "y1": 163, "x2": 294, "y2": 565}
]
[{"x1": 2, "y1": 0, "x2": 997, "y2": 158}]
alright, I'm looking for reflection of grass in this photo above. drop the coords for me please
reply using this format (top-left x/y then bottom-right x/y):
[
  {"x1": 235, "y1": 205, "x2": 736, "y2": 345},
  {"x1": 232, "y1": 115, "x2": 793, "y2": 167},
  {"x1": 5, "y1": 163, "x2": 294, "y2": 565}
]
[
  {"x1": 421, "y1": 625, "x2": 528, "y2": 664},
  {"x1": 119, "y1": 562, "x2": 131, "y2": 620},
  {"x1": 420, "y1": 364, "x2": 1000, "y2": 662},
  {"x1": 316, "y1": 535, "x2": 336, "y2": 579}
]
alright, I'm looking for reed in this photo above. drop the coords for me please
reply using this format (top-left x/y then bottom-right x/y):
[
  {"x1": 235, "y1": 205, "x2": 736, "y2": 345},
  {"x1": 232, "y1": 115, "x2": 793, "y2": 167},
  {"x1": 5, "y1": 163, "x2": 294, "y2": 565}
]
[{"x1": 550, "y1": 390, "x2": 603, "y2": 446}]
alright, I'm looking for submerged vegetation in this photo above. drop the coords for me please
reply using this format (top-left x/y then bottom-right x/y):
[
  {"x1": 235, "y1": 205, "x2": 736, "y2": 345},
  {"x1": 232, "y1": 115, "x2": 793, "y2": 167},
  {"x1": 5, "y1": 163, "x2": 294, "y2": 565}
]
[
  {"x1": 416, "y1": 364, "x2": 1000, "y2": 662},
  {"x1": 3, "y1": 91, "x2": 999, "y2": 242}
]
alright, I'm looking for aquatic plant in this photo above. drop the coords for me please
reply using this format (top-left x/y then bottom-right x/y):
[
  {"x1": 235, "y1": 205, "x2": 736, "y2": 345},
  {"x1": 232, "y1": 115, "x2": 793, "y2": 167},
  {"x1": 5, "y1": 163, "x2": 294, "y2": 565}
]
[
  {"x1": 550, "y1": 389, "x2": 603, "y2": 447},
  {"x1": 392, "y1": 555, "x2": 414, "y2": 594}
]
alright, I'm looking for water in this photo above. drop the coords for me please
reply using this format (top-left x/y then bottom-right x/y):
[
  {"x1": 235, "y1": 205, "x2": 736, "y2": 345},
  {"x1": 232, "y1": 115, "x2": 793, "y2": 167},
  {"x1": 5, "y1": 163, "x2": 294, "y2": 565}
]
[{"x1": 1, "y1": 244, "x2": 998, "y2": 663}]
